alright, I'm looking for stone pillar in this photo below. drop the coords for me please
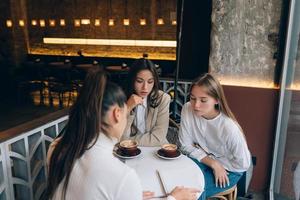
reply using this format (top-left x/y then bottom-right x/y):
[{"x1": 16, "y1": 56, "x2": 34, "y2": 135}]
[
  {"x1": 209, "y1": 0, "x2": 282, "y2": 87},
  {"x1": 9, "y1": 0, "x2": 29, "y2": 67}
]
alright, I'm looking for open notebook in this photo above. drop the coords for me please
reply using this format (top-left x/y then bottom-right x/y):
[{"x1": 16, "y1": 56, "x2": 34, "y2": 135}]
[{"x1": 157, "y1": 166, "x2": 204, "y2": 197}]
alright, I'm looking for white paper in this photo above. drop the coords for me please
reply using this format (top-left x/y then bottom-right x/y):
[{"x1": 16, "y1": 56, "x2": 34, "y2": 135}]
[{"x1": 157, "y1": 166, "x2": 204, "y2": 195}]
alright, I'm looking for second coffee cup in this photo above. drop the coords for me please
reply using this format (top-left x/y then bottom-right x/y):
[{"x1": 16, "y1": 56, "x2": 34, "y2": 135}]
[
  {"x1": 119, "y1": 140, "x2": 138, "y2": 156},
  {"x1": 161, "y1": 143, "x2": 178, "y2": 157}
]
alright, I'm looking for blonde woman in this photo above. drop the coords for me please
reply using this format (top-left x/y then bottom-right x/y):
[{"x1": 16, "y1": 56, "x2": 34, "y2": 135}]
[{"x1": 179, "y1": 73, "x2": 251, "y2": 199}]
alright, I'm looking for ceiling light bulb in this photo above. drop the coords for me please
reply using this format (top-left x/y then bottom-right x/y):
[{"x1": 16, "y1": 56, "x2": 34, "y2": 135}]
[
  {"x1": 140, "y1": 19, "x2": 146, "y2": 25},
  {"x1": 123, "y1": 19, "x2": 130, "y2": 26},
  {"x1": 60, "y1": 19, "x2": 66, "y2": 26},
  {"x1": 6, "y1": 20, "x2": 13, "y2": 27},
  {"x1": 19, "y1": 20, "x2": 25, "y2": 27},
  {"x1": 157, "y1": 18, "x2": 164, "y2": 25},
  {"x1": 95, "y1": 19, "x2": 101, "y2": 26},
  {"x1": 49, "y1": 20, "x2": 55, "y2": 26},
  {"x1": 108, "y1": 19, "x2": 115, "y2": 26}
]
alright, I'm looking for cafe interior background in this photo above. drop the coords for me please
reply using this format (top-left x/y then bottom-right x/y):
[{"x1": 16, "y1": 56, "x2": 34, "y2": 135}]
[{"x1": 0, "y1": 0, "x2": 299, "y2": 199}]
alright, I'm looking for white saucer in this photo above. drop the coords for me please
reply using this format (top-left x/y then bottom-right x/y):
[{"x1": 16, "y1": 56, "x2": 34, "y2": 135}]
[
  {"x1": 114, "y1": 148, "x2": 142, "y2": 159},
  {"x1": 156, "y1": 149, "x2": 181, "y2": 160}
]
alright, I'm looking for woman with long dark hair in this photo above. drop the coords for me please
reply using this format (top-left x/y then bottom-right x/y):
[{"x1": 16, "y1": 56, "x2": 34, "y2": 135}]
[
  {"x1": 46, "y1": 68, "x2": 199, "y2": 200},
  {"x1": 122, "y1": 58, "x2": 171, "y2": 146}
]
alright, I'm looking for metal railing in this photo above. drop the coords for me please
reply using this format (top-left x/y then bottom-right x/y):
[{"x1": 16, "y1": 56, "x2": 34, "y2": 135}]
[
  {"x1": 160, "y1": 78, "x2": 192, "y2": 119},
  {"x1": 0, "y1": 115, "x2": 68, "y2": 200}
]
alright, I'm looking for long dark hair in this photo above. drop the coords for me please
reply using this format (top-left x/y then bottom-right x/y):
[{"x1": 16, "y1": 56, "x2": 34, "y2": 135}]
[
  {"x1": 126, "y1": 58, "x2": 162, "y2": 108},
  {"x1": 46, "y1": 67, "x2": 126, "y2": 199}
]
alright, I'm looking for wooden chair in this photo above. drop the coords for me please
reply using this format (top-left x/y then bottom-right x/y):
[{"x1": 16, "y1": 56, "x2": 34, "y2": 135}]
[{"x1": 208, "y1": 185, "x2": 237, "y2": 200}]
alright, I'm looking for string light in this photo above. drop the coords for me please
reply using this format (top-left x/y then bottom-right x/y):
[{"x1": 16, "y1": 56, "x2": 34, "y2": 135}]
[
  {"x1": 31, "y1": 20, "x2": 37, "y2": 26},
  {"x1": 140, "y1": 19, "x2": 146, "y2": 25},
  {"x1": 74, "y1": 19, "x2": 80, "y2": 27},
  {"x1": 95, "y1": 19, "x2": 101, "y2": 26},
  {"x1": 40, "y1": 19, "x2": 46, "y2": 27},
  {"x1": 123, "y1": 19, "x2": 130, "y2": 26},
  {"x1": 108, "y1": 19, "x2": 114, "y2": 26},
  {"x1": 60, "y1": 19, "x2": 66, "y2": 26},
  {"x1": 157, "y1": 18, "x2": 164, "y2": 25},
  {"x1": 81, "y1": 19, "x2": 90, "y2": 25},
  {"x1": 49, "y1": 19, "x2": 55, "y2": 27},
  {"x1": 19, "y1": 20, "x2": 25, "y2": 27},
  {"x1": 6, "y1": 20, "x2": 12, "y2": 27}
]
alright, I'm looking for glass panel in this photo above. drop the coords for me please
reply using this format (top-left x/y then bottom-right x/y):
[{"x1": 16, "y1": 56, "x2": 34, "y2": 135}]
[
  {"x1": 11, "y1": 157, "x2": 28, "y2": 181},
  {"x1": 28, "y1": 131, "x2": 41, "y2": 155},
  {"x1": 10, "y1": 139, "x2": 26, "y2": 157},
  {"x1": 58, "y1": 120, "x2": 68, "y2": 134},
  {"x1": 32, "y1": 167, "x2": 46, "y2": 200},
  {"x1": 0, "y1": 191, "x2": 7, "y2": 200},
  {"x1": 45, "y1": 141, "x2": 51, "y2": 152},
  {"x1": 13, "y1": 184, "x2": 30, "y2": 200},
  {"x1": 272, "y1": 1, "x2": 300, "y2": 199},
  {"x1": 30, "y1": 144, "x2": 43, "y2": 176},
  {"x1": 44, "y1": 125, "x2": 56, "y2": 139}
]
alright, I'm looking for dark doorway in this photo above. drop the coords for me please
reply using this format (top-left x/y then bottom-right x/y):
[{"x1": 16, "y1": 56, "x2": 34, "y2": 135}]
[{"x1": 176, "y1": 0, "x2": 212, "y2": 80}]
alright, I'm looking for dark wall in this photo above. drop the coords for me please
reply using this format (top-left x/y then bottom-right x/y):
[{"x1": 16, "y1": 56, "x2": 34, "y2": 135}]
[
  {"x1": 0, "y1": 0, "x2": 15, "y2": 99},
  {"x1": 177, "y1": 0, "x2": 211, "y2": 80},
  {"x1": 26, "y1": 0, "x2": 177, "y2": 41},
  {"x1": 224, "y1": 85, "x2": 279, "y2": 191}
]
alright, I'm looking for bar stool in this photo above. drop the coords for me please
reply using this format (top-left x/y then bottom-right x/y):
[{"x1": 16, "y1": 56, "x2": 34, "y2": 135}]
[{"x1": 209, "y1": 185, "x2": 237, "y2": 200}]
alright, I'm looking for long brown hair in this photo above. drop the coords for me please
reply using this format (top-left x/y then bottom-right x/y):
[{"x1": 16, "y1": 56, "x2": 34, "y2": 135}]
[
  {"x1": 190, "y1": 73, "x2": 237, "y2": 122},
  {"x1": 46, "y1": 68, "x2": 126, "y2": 199},
  {"x1": 126, "y1": 58, "x2": 162, "y2": 108}
]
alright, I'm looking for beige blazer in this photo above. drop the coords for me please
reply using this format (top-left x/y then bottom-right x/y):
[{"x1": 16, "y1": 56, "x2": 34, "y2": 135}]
[{"x1": 122, "y1": 90, "x2": 171, "y2": 146}]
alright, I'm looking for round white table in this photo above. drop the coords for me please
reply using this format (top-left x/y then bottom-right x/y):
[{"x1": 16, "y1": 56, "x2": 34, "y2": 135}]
[{"x1": 125, "y1": 147, "x2": 204, "y2": 199}]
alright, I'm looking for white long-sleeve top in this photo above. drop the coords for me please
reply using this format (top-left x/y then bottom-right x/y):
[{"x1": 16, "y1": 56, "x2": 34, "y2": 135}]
[
  {"x1": 49, "y1": 133, "x2": 177, "y2": 200},
  {"x1": 179, "y1": 102, "x2": 251, "y2": 172},
  {"x1": 134, "y1": 97, "x2": 147, "y2": 134},
  {"x1": 51, "y1": 133, "x2": 143, "y2": 200}
]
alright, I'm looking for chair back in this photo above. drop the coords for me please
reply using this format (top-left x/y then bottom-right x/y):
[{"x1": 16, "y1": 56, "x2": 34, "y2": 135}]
[
  {"x1": 166, "y1": 118, "x2": 181, "y2": 147},
  {"x1": 209, "y1": 185, "x2": 237, "y2": 200}
]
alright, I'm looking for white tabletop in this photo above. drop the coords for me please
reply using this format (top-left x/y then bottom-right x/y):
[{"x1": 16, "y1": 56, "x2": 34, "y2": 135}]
[{"x1": 125, "y1": 147, "x2": 204, "y2": 198}]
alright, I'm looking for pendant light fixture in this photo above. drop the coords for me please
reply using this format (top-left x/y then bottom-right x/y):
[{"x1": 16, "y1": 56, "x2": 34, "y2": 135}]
[
  {"x1": 139, "y1": 0, "x2": 146, "y2": 25},
  {"x1": 157, "y1": 0, "x2": 164, "y2": 25},
  {"x1": 123, "y1": 0, "x2": 130, "y2": 26},
  {"x1": 108, "y1": 0, "x2": 114, "y2": 26}
]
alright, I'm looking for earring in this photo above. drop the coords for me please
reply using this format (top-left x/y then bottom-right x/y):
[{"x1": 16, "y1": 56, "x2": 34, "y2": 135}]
[{"x1": 215, "y1": 103, "x2": 220, "y2": 110}]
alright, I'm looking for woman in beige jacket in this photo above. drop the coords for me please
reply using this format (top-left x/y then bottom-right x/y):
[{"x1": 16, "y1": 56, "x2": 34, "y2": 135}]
[{"x1": 121, "y1": 58, "x2": 171, "y2": 146}]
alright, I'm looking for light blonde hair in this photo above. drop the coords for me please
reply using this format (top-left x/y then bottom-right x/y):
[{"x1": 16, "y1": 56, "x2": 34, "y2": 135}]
[{"x1": 190, "y1": 73, "x2": 238, "y2": 124}]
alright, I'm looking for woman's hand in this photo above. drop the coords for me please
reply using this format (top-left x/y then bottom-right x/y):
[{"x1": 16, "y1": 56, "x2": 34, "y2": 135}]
[
  {"x1": 143, "y1": 191, "x2": 155, "y2": 200},
  {"x1": 211, "y1": 160, "x2": 229, "y2": 188},
  {"x1": 170, "y1": 186, "x2": 200, "y2": 200},
  {"x1": 127, "y1": 94, "x2": 143, "y2": 112}
]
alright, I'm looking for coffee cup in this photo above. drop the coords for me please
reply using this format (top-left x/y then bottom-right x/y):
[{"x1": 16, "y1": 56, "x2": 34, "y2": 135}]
[
  {"x1": 161, "y1": 144, "x2": 178, "y2": 157},
  {"x1": 119, "y1": 140, "x2": 138, "y2": 156}
]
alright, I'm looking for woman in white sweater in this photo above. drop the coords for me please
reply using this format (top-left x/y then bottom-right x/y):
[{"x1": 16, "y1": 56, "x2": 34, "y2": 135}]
[
  {"x1": 46, "y1": 68, "x2": 199, "y2": 200},
  {"x1": 179, "y1": 73, "x2": 251, "y2": 199}
]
